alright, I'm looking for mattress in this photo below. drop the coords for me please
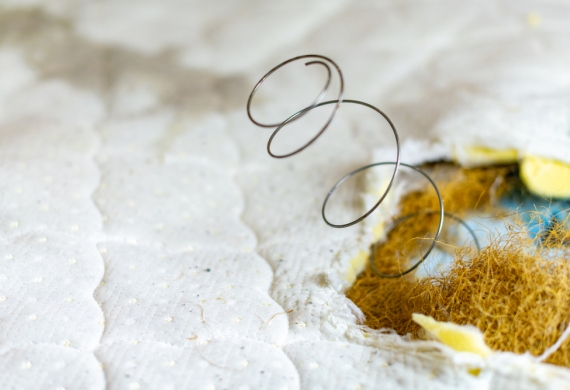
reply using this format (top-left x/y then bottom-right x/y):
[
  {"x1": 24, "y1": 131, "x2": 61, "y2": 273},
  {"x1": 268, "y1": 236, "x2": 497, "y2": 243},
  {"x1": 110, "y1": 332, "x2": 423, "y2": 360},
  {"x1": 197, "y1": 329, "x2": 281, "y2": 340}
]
[{"x1": 0, "y1": 1, "x2": 569, "y2": 389}]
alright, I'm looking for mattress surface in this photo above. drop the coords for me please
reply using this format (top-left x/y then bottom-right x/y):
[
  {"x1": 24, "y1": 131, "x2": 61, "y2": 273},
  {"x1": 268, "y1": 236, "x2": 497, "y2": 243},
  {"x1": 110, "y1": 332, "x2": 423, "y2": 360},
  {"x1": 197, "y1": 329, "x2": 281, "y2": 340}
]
[{"x1": 1, "y1": 1, "x2": 570, "y2": 389}]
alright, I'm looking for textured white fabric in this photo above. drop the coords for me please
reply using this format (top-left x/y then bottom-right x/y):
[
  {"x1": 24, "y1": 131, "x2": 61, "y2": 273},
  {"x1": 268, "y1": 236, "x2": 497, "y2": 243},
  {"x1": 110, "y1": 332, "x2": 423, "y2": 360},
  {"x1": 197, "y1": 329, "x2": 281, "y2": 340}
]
[
  {"x1": 0, "y1": 345, "x2": 105, "y2": 390},
  {"x1": 97, "y1": 340, "x2": 299, "y2": 390},
  {"x1": 1, "y1": 1, "x2": 570, "y2": 389}
]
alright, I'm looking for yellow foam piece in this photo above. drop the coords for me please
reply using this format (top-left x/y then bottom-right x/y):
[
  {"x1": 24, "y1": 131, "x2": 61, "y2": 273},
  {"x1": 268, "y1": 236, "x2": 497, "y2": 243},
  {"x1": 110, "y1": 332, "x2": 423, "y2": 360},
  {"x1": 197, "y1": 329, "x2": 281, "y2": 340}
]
[
  {"x1": 459, "y1": 146, "x2": 518, "y2": 166},
  {"x1": 345, "y1": 177, "x2": 389, "y2": 283},
  {"x1": 345, "y1": 250, "x2": 368, "y2": 284},
  {"x1": 412, "y1": 313, "x2": 493, "y2": 357},
  {"x1": 520, "y1": 155, "x2": 570, "y2": 199},
  {"x1": 527, "y1": 12, "x2": 542, "y2": 28},
  {"x1": 372, "y1": 221, "x2": 384, "y2": 241}
]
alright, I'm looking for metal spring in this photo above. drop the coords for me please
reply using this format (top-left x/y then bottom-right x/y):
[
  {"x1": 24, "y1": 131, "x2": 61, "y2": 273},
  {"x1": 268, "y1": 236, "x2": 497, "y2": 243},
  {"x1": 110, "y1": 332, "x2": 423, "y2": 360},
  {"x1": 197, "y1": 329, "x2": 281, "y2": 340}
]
[{"x1": 247, "y1": 54, "x2": 479, "y2": 278}]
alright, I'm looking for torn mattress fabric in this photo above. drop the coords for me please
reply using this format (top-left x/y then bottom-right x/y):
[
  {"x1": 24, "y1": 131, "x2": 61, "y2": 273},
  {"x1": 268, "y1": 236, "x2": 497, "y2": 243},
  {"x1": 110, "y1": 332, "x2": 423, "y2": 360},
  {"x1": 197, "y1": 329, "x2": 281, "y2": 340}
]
[{"x1": 0, "y1": 1, "x2": 570, "y2": 389}]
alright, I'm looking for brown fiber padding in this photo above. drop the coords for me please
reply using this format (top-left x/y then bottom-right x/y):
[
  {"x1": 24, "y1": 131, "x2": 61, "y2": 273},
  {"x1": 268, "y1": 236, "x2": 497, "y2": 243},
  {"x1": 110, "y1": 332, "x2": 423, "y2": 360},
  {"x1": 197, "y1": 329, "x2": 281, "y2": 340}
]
[{"x1": 347, "y1": 164, "x2": 570, "y2": 367}]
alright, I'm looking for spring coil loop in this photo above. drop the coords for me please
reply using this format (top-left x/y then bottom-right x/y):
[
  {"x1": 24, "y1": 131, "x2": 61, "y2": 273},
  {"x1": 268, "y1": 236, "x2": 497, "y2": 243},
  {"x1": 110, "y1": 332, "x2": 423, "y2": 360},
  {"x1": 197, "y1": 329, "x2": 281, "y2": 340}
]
[{"x1": 247, "y1": 54, "x2": 479, "y2": 278}]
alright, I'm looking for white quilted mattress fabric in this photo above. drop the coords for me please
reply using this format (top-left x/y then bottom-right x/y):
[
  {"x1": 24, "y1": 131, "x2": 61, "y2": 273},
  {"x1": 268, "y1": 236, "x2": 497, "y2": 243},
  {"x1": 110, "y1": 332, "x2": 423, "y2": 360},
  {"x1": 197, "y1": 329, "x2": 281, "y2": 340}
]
[{"x1": 1, "y1": 1, "x2": 570, "y2": 389}]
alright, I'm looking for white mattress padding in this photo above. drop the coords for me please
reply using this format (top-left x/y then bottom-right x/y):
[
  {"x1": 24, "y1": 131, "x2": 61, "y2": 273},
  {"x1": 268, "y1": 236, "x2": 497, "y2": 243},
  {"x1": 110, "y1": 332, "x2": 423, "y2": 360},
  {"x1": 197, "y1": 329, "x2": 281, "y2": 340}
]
[
  {"x1": 97, "y1": 340, "x2": 299, "y2": 390},
  {"x1": 0, "y1": 345, "x2": 105, "y2": 390},
  {"x1": 95, "y1": 243, "x2": 287, "y2": 346},
  {"x1": 2, "y1": 1, "x2": 570, "y2": 389},
  {"x1": 0, "y1": 47, "x2": 297, "y2": 389},
  {"x1": 435, "y1": 96, "x2": 570, "y2": 166},
  {"x1": 0, "y1": 50, "x2": 104, "y2": 389}
]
